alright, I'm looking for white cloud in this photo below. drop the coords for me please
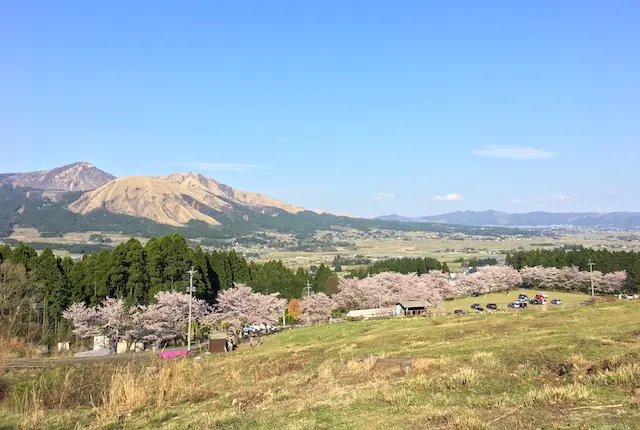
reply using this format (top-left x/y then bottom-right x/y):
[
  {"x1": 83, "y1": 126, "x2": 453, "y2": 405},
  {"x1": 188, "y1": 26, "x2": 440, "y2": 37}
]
[
  {"x1": 606, "y1": 190, "x2": 617, "y2": 197},
  {"x1": 549, "y1": 194, "x2": 574, "y2": 201},
  {"x1": 433, "y1": 193, "x2": 464, "y2": 201},
  {"x1": 509, "y1": 198, "x2": 522, "y2": 204},
  {"x1": 472, "y1": 145, "x2": 557, "y2": 160},
  {"x1": 373, "y1": 192, "x2": 395, "y2": 202},
  {"x1": 278, "y1": 137, "x2": 289, "y2": 142},
  {"x1": 173, "y1": 162, "x2": 265, "y2": 172}
]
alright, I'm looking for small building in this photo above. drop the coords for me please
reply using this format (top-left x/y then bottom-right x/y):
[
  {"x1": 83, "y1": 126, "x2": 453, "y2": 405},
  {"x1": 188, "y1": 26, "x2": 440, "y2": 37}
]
[
  {"x1": 395, "y1": 302, "x2": 427, "y2": 316},
  {"x1": 345, "y1": 308, "x2": 394, "y2": 320}
]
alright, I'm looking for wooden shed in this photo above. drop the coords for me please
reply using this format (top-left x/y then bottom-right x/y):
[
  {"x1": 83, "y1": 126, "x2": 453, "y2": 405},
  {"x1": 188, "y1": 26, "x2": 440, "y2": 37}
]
[
  {"x1": 395, "y1": 302, "x2": 427, "y2": 316},
  {"x1": 208, "y1": 332, "x2": 229, "y2": 353}
]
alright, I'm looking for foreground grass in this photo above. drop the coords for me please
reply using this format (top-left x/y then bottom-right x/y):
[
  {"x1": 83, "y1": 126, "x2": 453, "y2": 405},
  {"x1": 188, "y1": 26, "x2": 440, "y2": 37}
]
[{"x1": 1, "y1": 301, "x2": 640, "y2": 429}]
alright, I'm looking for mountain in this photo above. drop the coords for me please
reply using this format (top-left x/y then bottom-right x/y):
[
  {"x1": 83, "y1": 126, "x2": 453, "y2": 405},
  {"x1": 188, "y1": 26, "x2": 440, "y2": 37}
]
[
  {"x1": 68, "y1": 173, "x2": 320, "y2": 227},
  {"x1": 376, "y1": 210, "x2": 640, "y2": 229},
  {"x1": 1, "y1": 162, "x2": 115, "y2": 191}
]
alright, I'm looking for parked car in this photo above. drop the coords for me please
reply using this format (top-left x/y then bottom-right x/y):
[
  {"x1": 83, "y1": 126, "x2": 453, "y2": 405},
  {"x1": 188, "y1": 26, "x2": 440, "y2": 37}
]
[
  {"x1": 471, "y1": 291, "x2": 480, "y2": 297},
  {"x1": 514, "y1": 299, "x2": 528, "y2": 308},
  {"x1": 475, "y1": 307, "x2": 484, "y2": 312},
  {"x1": 508, "y1": 302, "x2": 517, "y2": 308},
  {"x1": 486, "y1": 303, "x2": 498, "y2": 310},
  {"x1": 471, "y1": 303, "x2": 482, "y2": 310},
  {"x1": 518, "y1": 294, "x2": 529, "y2": 301},
  {"x1": 550, "y1": 299, "x2": 562, "y2": 305},
  {"x1": 529, "y1": 299, "x2": 544, "y2": 305},
  {"x1": 454, "y1": 309, "x2": 465, "y2": 315}
]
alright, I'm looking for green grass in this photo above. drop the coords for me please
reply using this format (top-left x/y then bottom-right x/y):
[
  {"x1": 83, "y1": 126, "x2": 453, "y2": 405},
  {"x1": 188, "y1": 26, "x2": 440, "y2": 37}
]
[
  {"x1": 443, "y1": 288, "x2": 591, "y2": 312},
  {"x1": 1, "y1": 300, "x2": 640, "y2": 429}
]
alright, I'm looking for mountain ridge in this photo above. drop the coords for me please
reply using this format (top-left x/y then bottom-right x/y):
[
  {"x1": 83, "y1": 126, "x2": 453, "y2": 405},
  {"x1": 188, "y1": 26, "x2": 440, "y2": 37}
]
[
  {"x1": 376, "y1": 210, "x2": 640, "y2": 228},
  {"x1": 1, "y1": 162, "x2": 115, "y2": 191}
]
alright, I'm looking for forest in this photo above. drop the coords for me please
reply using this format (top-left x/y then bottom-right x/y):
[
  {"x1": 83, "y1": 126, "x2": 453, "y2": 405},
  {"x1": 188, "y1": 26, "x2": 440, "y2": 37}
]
[{"x1": 347, "y1": 256, "x2": 447, "y2": 278}]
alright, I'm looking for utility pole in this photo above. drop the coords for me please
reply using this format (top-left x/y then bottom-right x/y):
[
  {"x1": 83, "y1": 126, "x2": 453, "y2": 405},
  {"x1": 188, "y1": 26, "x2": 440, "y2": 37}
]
[
  {"x1": 588, "y1": 260, "x2": 595, "y2": 297},
  {"x1": 306, "y1": 280, "x2": 313, "y2": 298},
  {"x1": 187, "y1": 267, "x2": 196, "y2": 352}
]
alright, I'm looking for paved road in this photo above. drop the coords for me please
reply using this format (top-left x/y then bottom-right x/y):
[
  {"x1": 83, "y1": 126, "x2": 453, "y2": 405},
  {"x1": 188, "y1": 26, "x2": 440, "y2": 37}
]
[{"x1": 4, "y1": 344, "x2": 210, "y2": 369}]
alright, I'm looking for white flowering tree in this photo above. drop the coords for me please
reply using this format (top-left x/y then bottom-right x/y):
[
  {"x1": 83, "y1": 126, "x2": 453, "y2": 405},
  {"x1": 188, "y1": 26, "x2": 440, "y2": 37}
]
[
  {"x1": 520, "y1": 266, "x2": 627, "y2": 294},
  {"x1": 334, "y1": 272, "x2": 445, "y2": 311},
  {"x1": 300, "y1": 292, "x2": 335, "y2": 324},
  {"x1": 205, "y1": 284, "x2": 286, "y2": 332},
  {"x1": 454, "y1": 266, "x2": 523, "y2": 295},
  {"x1": 137, "y1": 291, "x2": 211, "y2": 346}
]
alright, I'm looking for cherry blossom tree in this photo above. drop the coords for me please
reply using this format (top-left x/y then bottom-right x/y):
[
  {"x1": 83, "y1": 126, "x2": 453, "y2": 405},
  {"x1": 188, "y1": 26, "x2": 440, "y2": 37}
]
[
  {"x1": 205, "y1": 284, "x2": 286, "y2": 332},
  {"x1": 98, "y1": 298, "x2": 130, "y2": 339},
  {"x1": 138, "y1": 291, "x2": 211, "y2": 346},
  {"x1": 300, "y1": 292, "x2": 335, "y2": 324},
  {"x1": 454, "y1": 266, "x2": 522, "y2": 296},
  {"x1": 62, "y1": 302, "x2": 102, "y2": 338},
  {"x1": 334, "y1": 272, "x2": 445, "y2": 311},
  {"x1": 521, "y1": 266, "x2": 627, "y2": 294}
]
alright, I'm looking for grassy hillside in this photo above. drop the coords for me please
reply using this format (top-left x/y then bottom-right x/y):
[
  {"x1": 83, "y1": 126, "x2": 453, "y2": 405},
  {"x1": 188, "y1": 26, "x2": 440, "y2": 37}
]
[
  {"x1": 1, "y1": 300, "x2": 639, "y2": 429},
  {"x1": 443, "y1": 288, "x2": 591, "y2": 312}
]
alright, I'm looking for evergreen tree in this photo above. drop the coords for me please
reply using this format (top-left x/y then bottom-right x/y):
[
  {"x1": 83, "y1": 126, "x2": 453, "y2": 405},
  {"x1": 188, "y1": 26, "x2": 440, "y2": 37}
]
[
  {"x1": 36, "y1": 248, "x2": 67, "y2": 326},
  {"x1": 0, "y1": 244, "x2": 11, "y2": 263},
  {"x1": 145, "y1": 237, "x2": 165, "y2": 295},
  {"x1": 10, "y1": 242, "x2": 38, "y2": 272},
  {"x1": 107, "y1": 242, "x2": 129, "y2": 298},
  {"x1": 125, "y1": 238, "x2": 149, "y2": 302}
]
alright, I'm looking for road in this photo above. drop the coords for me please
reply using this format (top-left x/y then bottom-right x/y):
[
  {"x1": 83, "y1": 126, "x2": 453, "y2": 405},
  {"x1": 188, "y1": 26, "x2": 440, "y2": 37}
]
[{"x1": 3, "y1": 344, "x2": 210, "y2": 369}]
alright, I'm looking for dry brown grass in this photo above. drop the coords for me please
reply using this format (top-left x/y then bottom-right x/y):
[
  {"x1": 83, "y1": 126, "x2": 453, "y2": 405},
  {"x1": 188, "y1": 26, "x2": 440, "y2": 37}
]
[
  {"x1": 589, "y1": 363, "x2": 640, "y2": 386},
  {"x1": 471, "y1": 351, "x2": 500, "y2": 369},
  {"x1": 523, "y1": 383, "x2": 590, "y2": 406}
]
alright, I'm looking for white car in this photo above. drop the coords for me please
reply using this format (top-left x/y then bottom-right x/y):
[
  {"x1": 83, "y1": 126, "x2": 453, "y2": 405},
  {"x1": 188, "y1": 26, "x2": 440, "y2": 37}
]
[{"x1": 550, "y1": 299, "x2": 562, "y2": 305}]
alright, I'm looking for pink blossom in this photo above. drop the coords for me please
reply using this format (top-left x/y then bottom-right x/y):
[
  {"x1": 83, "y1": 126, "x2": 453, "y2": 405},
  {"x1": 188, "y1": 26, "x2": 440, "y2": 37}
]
[
  {"x1": 205, "y1": 284, "x2": 286, "y2": 331},
  {"x1": 300, "y1": 292, "x2": 335, "y2": 324}
]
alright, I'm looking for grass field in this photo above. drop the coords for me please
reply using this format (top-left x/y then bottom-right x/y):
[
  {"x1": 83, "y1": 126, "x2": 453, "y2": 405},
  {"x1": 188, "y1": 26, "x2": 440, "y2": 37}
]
[
  {"x1": 1, "y1": 299, "x2": 639, "y2": 429},
  {"x1": 443, "y1": 288, "x2": 591, "y2": 312}
]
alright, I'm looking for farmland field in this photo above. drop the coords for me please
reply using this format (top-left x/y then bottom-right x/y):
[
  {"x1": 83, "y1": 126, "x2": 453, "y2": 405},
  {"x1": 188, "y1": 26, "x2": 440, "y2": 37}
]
[{"x1": 1, "y1": 299, "x2": 639, "y2": 429}]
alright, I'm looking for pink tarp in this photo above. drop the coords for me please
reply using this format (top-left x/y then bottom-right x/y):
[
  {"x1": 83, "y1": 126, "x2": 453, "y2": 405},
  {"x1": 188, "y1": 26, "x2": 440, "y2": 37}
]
[{"x1": 159, "y1": 349, "x2": 192, "y2": 359}]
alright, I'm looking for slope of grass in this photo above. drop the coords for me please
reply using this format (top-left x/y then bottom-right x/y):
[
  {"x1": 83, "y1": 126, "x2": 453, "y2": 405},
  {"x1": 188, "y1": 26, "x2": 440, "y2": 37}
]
[{"x1": 1, "y1": 300, "x2": 640, "y2": 429}]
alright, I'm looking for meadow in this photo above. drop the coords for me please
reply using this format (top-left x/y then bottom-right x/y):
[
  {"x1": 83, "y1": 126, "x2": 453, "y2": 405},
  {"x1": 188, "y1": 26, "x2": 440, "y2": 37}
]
[{"x1": 1, "y1": 299, "x2": 639, "y2": 429}]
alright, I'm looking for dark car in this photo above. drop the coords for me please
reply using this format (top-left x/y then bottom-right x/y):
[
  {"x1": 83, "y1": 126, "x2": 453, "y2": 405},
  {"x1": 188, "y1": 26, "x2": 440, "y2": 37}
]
[
  {"x1": 454, "y1": 309, "x2": 465, "y2": 315},
  {"x1": 518, "y1": 294, "x2": 529, "y2": 301},
  {"x1": 475, "y1": 307, "x2": 484, "y2": 312},
  {"x1": 471, "y1": 291, "x2": 480, "y2": 297},
  {"x1": 471, "y1": 303, "x2": 482, "y2": 310},
  {"x1": 529, "y1": 299, "x2": 542, "y2": 305},
  {"x1": 486, "y1": 303, "x2": 497, "y2": 310}
]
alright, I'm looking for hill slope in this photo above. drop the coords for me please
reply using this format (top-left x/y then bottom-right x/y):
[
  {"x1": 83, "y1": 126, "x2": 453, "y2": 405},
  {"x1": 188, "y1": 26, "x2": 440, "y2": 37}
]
[
  {"x1": 1, "y1": 162, "x2": 115, "y2": 191},
  {"x1": 2, "y1": 300, "x2": 639, "y2": 428}
]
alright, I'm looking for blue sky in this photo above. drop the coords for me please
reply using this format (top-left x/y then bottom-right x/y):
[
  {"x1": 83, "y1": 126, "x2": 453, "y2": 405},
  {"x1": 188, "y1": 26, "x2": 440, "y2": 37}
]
[{"x1": 1, "y1": 1, "x2": 639, "y2": 217}]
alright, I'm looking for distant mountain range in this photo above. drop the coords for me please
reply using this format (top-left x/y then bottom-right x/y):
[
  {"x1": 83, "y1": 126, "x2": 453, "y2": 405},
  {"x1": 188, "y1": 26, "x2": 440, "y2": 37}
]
[
  {"x1": 376, "y1": 211, "x2": 640, "y2": 229},
  {"x1": 1, "y1": 162, "x2": 522, "y2": 239}
]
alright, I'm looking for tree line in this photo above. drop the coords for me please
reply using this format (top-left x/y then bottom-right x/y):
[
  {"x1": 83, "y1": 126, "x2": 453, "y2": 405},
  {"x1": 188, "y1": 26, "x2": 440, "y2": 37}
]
[
  {"x1": 347, "y1": 257, "x2": 447, "y2": 278},
  {"x1": 0, "y1": 233, "x2": 336, "y2": 345},
  {"x1": 506, "y1": 247, "x2": 640, "y2": 292}
]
